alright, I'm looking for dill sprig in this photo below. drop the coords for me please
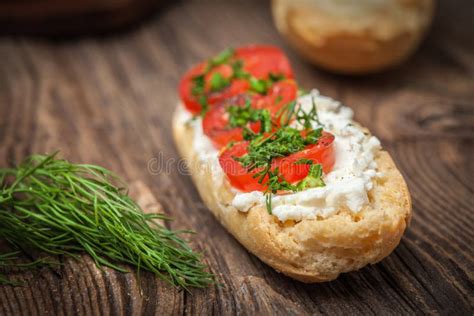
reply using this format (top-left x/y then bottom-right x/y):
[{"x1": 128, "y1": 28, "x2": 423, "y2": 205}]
[
  {"x1": 0, "y1": 252, "x2": 21, "y2": 285},
  {"x1": 263, "y1": 163, "x2": 325, "y2": 213},
  {"x1": 0, "y1": 153, "x2": 214, "y2": 289},
  {"x1": 277, "y1": 96, "x2": 322, "y2": 128},
  {"x1": 235, "y1": 126, "x2": 323, "y2": 173},
  {"x1": 227, "y1": 99, "x2": 272, "y2": 136},
  {"x1": 0, "y1": 251, "x2": 57, "y2": 285}
]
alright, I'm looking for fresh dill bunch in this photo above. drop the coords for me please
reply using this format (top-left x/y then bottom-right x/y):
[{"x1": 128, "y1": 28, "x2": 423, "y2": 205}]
[{"x1": 0, "y1": 153, "x2": 214, "y2": 289}]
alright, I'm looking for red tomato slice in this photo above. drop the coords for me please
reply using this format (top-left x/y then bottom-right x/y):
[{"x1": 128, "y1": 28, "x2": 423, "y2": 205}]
[
  {"x1": 178, "y1": 63, "x2": 206, "y2": 114},
  {"x1": 235, "y1": 45, "x2": 293, "y2": 79},
  {"x1": 178, "y1": 45, "x2": 294, "y2": 114},
  {"x1": 219, "y1": 141, "x2": 266, "y2": 192},
  {"x1": 204, "y1": 64, "x2": 233, "y2": 86},
  {"x1": 202, "y1": 80, "x2": 298, "y2": 149},
  {"x1": 219, "y1": 132, "x2": 335, "y2": 192},
  {"x1": 206, "y1": 79, "x2": 250, "y2": 106},
  {"x1": 272, "y1": 133, "x2": 335, "y2": 184},
  {"x1": 253, "y1": 80, "x2": 298, "y2": 116},
  {"x1": 202, "y1": 95, "x2": 261, "y2": 148}
]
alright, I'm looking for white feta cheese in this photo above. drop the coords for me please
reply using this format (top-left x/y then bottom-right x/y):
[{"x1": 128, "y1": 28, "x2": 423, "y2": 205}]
[{"x1": 177, "y1": 89, "x2": 382, "y2": 222}]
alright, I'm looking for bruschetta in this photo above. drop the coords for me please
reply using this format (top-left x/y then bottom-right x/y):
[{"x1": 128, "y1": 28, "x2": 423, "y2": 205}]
[{"x1": 172, "y1": 45, "x2": 411, "y2": 282}]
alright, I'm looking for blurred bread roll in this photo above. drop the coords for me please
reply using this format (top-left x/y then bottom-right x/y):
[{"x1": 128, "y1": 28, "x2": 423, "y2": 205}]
[{"x1": 272, "y1": 0, "x2": 434, "y2": 74}]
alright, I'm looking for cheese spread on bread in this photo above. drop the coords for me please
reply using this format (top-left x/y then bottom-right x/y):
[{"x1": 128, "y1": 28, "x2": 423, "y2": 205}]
[{"x1": 176, "y1": 90, "x2": 382, "y2": 222}]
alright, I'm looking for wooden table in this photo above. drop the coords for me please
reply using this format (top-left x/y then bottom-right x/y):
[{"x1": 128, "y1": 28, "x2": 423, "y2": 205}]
[{"x1": 0, "y1": 0, "x2": 472, "y2": 314}]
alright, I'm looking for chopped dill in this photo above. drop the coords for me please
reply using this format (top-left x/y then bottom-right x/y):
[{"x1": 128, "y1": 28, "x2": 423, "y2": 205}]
[
  {"x1": 0, "y1": 251, "x2": 57, "y2": 285},
  {"x1": 0, "y1": 153, "x2": 214, "y2": 289},
  {"x1": 191, "y1": 74, "x2": 205, "y2": 96},
  {"x1": 233, "y1": 99, "x2": 327, "y2": 213},
  {"x1": 277, "y1": 96, "x2": 322, "y2": 128},
  {"x1": 249, "y1": 77, "x2": 270, "y2": 94},
  {"x1": 231, "y1": 60, "x2": 250, "y2": 79},
  {"x1": 235, "y1": 126, "x2": 322, "y2": 173},
  {"x1": 209, "y1": 72, "x2": 231, "y2": 92},
  {"x1": 262, "y1": 163, "x2": 325, "y2": 214},
  {"x1": 227, "y1": 99, "x2": 272, "y2": 135},
  {"x1": 190, "y1": 47, "x2": 287, "y2": 117},
  {"x1": 206, "y1": 48, "x2": 234, "y2": 71}
]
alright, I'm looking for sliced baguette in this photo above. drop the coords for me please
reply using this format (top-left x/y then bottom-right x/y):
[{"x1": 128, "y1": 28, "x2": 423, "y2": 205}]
[{"x1": 172, "y1": 107, "x2": 411, "y2": 282}]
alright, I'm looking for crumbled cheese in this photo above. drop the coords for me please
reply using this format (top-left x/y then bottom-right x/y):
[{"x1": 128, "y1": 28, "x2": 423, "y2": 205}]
[{"x1": 177, "y1": 89, "x2": 382, "y2": 222}]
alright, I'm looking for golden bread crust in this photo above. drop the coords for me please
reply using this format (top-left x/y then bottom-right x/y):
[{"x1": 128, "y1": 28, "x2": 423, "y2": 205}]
[
  {"x1": 272, "y1": 0, "x2": 434, "y2": 74},
  {"x1": 172, "y1": 109, "x2": 411, "y2": 282}
]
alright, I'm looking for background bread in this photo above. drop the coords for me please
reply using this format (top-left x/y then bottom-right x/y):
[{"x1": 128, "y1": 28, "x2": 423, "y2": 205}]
[
  {"x1": 272, "y1": 0, "x2": 435, "y2": 74},
  {"x1": 172, "y1": 108, "x2": 412, "y2": 282}
]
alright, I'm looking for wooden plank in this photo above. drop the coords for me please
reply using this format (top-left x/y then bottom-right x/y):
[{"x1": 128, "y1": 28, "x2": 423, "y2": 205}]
[{"x1": 0, "y1": 0, "x2": 472, "y2": 314}]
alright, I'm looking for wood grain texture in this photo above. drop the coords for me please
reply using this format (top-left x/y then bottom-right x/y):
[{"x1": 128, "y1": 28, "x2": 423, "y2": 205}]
[{"x1": 0, "y1": 0, "x2": 473, "y2": 314}]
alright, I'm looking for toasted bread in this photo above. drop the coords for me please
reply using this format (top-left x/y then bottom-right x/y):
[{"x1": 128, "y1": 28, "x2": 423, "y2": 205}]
[{"x1": 172, "y1": 106, "x2": 411, "y2": 282}]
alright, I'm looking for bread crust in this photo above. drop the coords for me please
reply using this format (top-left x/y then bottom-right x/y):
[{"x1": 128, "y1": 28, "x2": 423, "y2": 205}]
[
  {"x1": 172, "y1": 108, "x2": 411, "y2": 282},
  {"x1": 272, "y1": 0, "x2": 434, "y2": 74}
]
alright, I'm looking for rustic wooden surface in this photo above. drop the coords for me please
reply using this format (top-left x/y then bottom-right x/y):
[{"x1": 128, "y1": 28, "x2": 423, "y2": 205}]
[{"x1": 0, "y1": 0, "x2": 473, "y2": 314}]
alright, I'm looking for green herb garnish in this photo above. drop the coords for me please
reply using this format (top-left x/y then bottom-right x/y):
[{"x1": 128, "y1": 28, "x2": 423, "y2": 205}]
[
  {"x1": 191, "y1": 48, "x2": 236, "y2": 117},
  {"x1": 209, "y1": 72, "x2": 230, "y2": 92},
  {"x1": 233, "y1": 100, "x2": 326, "y2": 213},
  {"x1": 269, "y1": 72, "x2": 286, "y2": 82},
  {"x1": 191, "y1": 74, "x2": 209, "y2": 116},
  {"x1": 191, "y1": 74, "x2": 205, "y2": 96},
  {"x1": 231, "y1": 60, "x2": 250, "y2": 79},
  {"x1": 295, "y1": 163, "x2": 325, "y2": 191},
  {"x1": 266, "y1": 163, "x2": 325, "y2": 193},
  {"x1": 277, "y1": 96, "x2": 322, "y2": 128},
  {"x1": 206, "y1": 48, "x2": 234, "y2": 70},
  {"x1": 248, "y1": 73, "x2": 286, "y2": 94},
  {"x1": 262, "y1": 163, "x2": 325, "y2": 214},
  {"x1": 249, "y1": 77, "x2": 270, "y2": 94},
  {"x1": 227, "y1": 99, "x2": 272, "y2": 135},
  {"x1": 0, "y1": 153, "x2": 214, "y2": 289},
  {"x1": 190, "y1": 47, "x2": 287, "y2": 117},
  {"x1": 0, "y1": 252, "x2": 21, "y2": 285},
  {"x1": 198, "y1": 95, "x2": 209, "y2": 116},
  {"x1": 303, "y1": 96, "x2": 322, "y2": 127},
  {"x1": 0, "y1": 251, "x2": 57, "y2": 285},
  {"x1": 236, "y1": 126, "x2": 322, "y2": 173}
]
